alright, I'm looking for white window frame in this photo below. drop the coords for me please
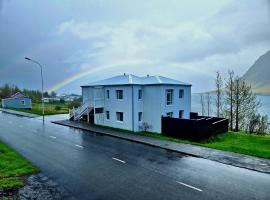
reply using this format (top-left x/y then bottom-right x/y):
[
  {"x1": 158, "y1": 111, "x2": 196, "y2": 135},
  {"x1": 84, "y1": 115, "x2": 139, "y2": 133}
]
[
  {"x1": 116, "y1": 112, "x2": 124, "y2": 122},
  {"x1": 21, "y1": 100, "x2": 25, "y2": 105},
  {"x1": 106, "y1": 111, "x2": 110, "y2": 120},
  {"x1": 116, "y1": 90, "x2": 123, "y2": 100},
  {"x1": 138, "y1": 112, "x2": 142, "y2": 122},
  {"x1": 179, "y1": 110, "x2": 184, "y2": 119},
  {"x1": 166, "y1": 112, "x2": 173, "y2": 118},
  {"x1": 179, "y1": 89, "x2": 184, "y2": 99},
  {"x1": 138, "y1": 89, "x2": 142, "y2": 100},
  {"x1": 166, "y1": 89, "x2": 173, "y2": 105}
]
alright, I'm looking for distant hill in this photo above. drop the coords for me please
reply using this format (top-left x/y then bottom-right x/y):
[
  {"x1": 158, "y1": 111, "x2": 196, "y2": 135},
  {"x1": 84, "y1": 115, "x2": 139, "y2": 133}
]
[{"x1": 242, "y1": 50, "x2": 270, "y2": 95}]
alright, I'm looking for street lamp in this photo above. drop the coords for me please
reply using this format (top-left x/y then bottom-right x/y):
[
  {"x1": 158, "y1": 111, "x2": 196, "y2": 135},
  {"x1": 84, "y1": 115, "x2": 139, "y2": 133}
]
[{"x1": 25, "y1": 57, "x2": 45, "y2": 125}]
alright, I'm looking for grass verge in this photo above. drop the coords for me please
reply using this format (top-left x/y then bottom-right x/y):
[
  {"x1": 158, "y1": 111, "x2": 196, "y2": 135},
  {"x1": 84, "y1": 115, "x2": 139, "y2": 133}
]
[
  {"x1": 95, "y1": 124, "x2": 270, "y2": 159},
  {"x1": 10, "y1": 102, "x2": 69, "y2": 116},
  {"x1": 137, "y1": 131, "x2": 270, "y2": 159},
  {"x1": 0, "y1": 140, "x2": 37, "y2": 191}
]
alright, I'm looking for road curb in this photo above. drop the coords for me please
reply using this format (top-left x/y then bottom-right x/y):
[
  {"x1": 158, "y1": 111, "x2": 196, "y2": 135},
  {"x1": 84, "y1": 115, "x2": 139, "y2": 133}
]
[
  {"x1": 52, "y1": 120, "x2": 270, "y2": 174},
  {"x1": 0, "y1": 108, "x2": 39, "y2": 118}
]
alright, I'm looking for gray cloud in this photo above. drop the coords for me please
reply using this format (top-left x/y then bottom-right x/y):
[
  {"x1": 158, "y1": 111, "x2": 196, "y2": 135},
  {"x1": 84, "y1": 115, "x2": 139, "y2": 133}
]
[{"x1": 0, "y1": 0, "x2": 269, "y2": 93}]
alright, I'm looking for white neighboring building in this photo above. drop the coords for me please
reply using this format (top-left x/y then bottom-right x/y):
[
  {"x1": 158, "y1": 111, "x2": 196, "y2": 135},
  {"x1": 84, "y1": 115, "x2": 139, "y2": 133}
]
[{"x1": 70, "y1": 74, "x2": 191, "y2": 133}]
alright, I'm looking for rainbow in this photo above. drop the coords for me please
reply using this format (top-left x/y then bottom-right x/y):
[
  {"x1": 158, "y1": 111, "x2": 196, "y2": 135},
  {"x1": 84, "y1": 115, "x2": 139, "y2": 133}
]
[
  {"x1": 47, "y1": 60, "x2": 149, "y2": 92},
  {"x1": 47, "y1": 60, "x2": 213, "y2": 92}
]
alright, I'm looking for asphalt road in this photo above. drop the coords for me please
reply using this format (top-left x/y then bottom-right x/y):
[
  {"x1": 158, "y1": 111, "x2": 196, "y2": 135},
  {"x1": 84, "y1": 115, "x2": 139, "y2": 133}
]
[{"x1": 0, "y1": 111, "x2": 269, "y2": 200}]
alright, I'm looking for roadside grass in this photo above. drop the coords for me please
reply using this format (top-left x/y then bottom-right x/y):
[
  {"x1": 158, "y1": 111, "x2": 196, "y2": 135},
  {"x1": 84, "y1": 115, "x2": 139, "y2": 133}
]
[
  {"x1": 95, "y1": 124, "x2": 270, "y2": 159},
  {"x1": 0, "y1": 141, "x2": 37, "y2": 191},
  {"x1": 10, "y1": 102, "x2": 69, "y2": 116},
  {"x1": 137, "y1": 131, "x2": 270, "y2": 159}
]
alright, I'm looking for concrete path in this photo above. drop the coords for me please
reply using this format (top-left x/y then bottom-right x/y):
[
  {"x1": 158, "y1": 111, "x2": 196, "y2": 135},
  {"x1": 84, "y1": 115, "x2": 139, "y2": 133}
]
[
  {"x1": 53, "y1": 120, "x2": 270, "y2": 174},
  {"x1": 0, "y1": 108, "x2": 39, "y2": 118}
]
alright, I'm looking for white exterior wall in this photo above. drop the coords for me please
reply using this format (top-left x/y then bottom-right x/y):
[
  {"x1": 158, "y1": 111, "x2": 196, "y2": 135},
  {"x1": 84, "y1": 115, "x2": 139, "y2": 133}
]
[
  {"x1": 81, "y1": 84, "x2": 191, "y2": 134},
  {"x1": 141, "y1": 85, "x2": 162, "y2": 133},
  {"x1": 132, "y1": 85, "x2": 143, "y2": 132},
  {"x1": 102, "y1": 85, "x2": 133, "y2": 130},
  {"x1": 161, "y1": 85, "x2": 191, "y2": 119}
]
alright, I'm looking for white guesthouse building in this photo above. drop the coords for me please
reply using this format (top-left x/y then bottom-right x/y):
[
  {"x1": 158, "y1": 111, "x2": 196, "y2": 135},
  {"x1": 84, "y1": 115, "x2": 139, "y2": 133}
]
[{"x1": 70, "y1": 74, "x2": 191, "y2": 133}]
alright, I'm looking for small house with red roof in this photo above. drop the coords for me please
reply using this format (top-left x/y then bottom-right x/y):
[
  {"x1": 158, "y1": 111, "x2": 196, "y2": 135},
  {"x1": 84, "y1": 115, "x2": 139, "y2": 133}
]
[{"x1": 2, "y1": 92, "x2": 32, "y2": 109}]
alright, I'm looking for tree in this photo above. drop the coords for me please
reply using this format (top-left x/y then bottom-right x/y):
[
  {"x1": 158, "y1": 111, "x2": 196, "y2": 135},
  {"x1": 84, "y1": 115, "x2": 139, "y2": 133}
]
[
  {"x1": 200, "y1": 94, "x2": 206, "y2": 116},
  {"x1": 246, "y1": 114, "x2": 269, "y2": 134},
  {"x1": 233, "y1": 76, "x2": 259, "y2": 132},
  {"x1": 215, "y1": 71, "x2": 223, "y2": 117},
  {"x1": 50, "y1": 91, "x2": 57, "y2": 97},
  {"x1": 206, "y1": 92, "x2": 211, "y2": 116},
  {"x1": 225, "y1": 70, "x2": 235, "y2": 131}
]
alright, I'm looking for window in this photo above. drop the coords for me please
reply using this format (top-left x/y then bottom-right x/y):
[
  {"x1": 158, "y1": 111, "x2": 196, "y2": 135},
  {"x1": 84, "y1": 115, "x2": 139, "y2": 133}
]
[
  {"x1": 21, "y1": 100, "x2": 25, "y2": 105},
  {"x1": 116, "y1": 112, "x2": 123, "y2": 122},
  {"x1": 166, "y1": 112, "x2": 173, "y2": 118},
  {"x1": 116, "y1": 90, "x2": 123, "y2": 100},
  {"x1": 138, "y1": 89, "x2": 142, "y2": 100},
  {"x1": 179, "y1": 110, "x2": 184, "y2": 119},
  {"x1": 138, "y1": 112, "x2": 142, "y2": 122},
  {"x1": 106, "y1": 111, "x2": 110, "y2": 120},
  {"x1": 166, "y1": 89, "x2": 173, "y2": 105},
  {"x1": 106, "y1": 90, "x2": 110, "y2": 99},
  {"x1": 179, "y1": 89, "x2": 184, "y2": 98},
  {"x1": 95, "y1": 108, "x2": 104, "y2": 114}
]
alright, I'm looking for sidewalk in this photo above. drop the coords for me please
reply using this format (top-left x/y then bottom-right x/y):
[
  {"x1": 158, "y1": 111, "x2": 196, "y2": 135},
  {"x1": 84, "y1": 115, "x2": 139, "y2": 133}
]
[
  {"x1": 52, "y1": 120, "x2": 270, "y2": 174},
  {"x1": 0, "y1": 108, "x2": 39, "y2": 118}
]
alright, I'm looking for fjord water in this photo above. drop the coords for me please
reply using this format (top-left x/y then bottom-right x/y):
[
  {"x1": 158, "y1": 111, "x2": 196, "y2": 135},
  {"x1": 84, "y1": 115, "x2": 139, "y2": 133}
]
[{"x1": 191, "y1": 94, "x2": 270, "y2": 118}]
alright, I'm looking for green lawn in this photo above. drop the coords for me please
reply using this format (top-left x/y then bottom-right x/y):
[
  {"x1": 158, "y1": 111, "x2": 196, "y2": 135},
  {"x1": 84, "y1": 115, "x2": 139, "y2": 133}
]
[
  {"x1": 11, "y1": 102, "x2": 70, "y2": 116},
  {"x1": 0, "y1": 141, "x2": 37, "y2": 191},
  {"x1": 139, "y1": 131, "x2": 270, "y2": 159},
  {"x1": 94, "y1": 124, "x2": 270, "y2": 159},
  {"x1": 199, "y1": 132, "x2": 270, "y2": 159}
]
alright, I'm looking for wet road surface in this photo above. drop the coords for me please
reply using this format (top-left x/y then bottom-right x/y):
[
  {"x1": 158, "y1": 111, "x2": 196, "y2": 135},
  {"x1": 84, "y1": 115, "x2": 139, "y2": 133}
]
[{"x1": 0, "y1": 112, "x2": 269, "y2": 200}]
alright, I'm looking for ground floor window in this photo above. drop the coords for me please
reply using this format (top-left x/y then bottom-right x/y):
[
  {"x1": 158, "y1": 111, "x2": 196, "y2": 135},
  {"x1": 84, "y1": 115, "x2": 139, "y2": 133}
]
[
  {"x1": 116, "y1": 112, "x2": 123, "y2": 122},
  {"x1": 106, "y1": 111, "x2": 110, "y2": 120},
  {"x1": 21, "y1": 100, "x2": 25, "y2": 105},
  {"x1": 166, "y1": 112, "x2": 173, "y2": 118},
  {"x1": 95, "y1": 107, "x2": 104, "y2": 114},
  {"x1": 138, "y1": 112, "x2": 142, "y2": 122},
  {"x1": 179, "y1": 110, "x2": 184, "y2": 119}
]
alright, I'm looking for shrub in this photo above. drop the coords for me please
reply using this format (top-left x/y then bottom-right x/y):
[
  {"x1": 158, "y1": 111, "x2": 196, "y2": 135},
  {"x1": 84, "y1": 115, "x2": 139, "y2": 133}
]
[{"x1": 54, "y1": 106, "x2": 61, "y2": 111}]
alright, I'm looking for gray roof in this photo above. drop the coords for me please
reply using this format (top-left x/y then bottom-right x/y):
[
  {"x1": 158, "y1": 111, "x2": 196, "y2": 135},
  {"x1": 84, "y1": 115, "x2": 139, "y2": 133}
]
[{"x1": 81, "y1": 74, "x2": 191, "y2": 87}]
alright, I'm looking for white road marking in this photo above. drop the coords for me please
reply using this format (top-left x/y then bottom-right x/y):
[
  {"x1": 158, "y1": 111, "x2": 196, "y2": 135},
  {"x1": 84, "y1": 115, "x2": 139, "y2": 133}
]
[
  {"x1": 176, "y1": 181, "x2": 202, "y2": 192},
  {"x1": 112, "y1": 157, "x2": 126, "y2": 163},
  {"x1": 49, "y1": 136, "x2": 56, "y2": 139},
  {"x1": 75, "y1": 144, "x2": 84, "y2": 148}
]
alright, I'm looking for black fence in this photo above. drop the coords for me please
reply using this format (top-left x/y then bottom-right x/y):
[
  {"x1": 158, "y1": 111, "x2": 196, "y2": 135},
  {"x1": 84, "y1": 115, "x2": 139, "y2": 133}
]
[{"x1": 161, "y1": 112, "x2": 228, "y2": 141}]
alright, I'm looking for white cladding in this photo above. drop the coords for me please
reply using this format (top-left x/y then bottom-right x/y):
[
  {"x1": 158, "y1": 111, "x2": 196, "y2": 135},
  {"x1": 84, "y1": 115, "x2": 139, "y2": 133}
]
[{"x1": 81, "y1": 75, "x2": 191, "y2": 133}]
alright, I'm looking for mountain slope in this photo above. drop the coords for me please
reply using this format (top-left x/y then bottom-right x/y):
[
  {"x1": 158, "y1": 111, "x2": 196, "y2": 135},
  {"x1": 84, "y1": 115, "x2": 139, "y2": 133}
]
[{"x1": 242, "y1": 50, "x2": 270, "y2": 95}]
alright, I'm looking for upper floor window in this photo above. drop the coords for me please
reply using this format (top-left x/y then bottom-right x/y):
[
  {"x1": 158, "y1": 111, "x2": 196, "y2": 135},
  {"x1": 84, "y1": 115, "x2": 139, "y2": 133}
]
[
  {"x1": 138, "y1": 112, "x2": 142, "y2": 122},
  {"x1": 179, "y1": 110, "x2": 184, "y2": 119},
  {"x1": 116, "y1": 112, "x2": 123, "y2": 122},
  {"x1": 106, "y1": 90, "x2": 110, "y2": 99},
  {"x1": 166, "y1": 112, "x2": 173, "y2": 118},
  {"x1": 138, "y1": 89, "x2": 142, "y2": 100},
  {"x1": 179, "y1": 89, "x2": 184, "y2": 98},
  {"x1": 166, "y1": 89, "x2": 173, "y2": 105},
  {"x1": 116, "y1": 90, "x2": 123, "y2": 100}
]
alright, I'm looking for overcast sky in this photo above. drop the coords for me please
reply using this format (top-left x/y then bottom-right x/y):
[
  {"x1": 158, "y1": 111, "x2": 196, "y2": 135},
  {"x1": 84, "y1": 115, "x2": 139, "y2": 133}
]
[{"x1": 0, "y1": 0, "x2": 269, "y2": 94}]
